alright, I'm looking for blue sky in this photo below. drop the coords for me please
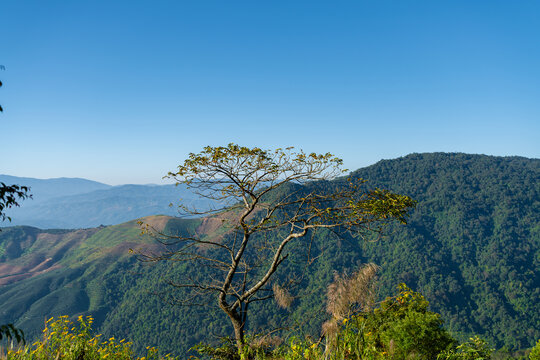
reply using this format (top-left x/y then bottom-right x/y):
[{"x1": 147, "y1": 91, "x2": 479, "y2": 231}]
[{"x1": 1, "y1": 1, "x2": 539, "y2": 185}]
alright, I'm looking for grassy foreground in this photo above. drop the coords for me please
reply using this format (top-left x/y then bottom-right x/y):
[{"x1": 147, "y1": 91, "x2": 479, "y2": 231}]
[{"x1": 4, "y1": 285, "x2": 539, "y2": 359}]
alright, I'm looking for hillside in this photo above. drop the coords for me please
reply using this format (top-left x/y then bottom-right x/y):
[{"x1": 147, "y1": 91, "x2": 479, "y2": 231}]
[
  {"x1": 0, "y1": 153, "x2": 538, "y2": 356},
  {"x1": 347, "y1": 153, "x2": 539, "y2": 349},
  {"x1": 0, "y1": 215, "x2": 200, "y2": 340}
]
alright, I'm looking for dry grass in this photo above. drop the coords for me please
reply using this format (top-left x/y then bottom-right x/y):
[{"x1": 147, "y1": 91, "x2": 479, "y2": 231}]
[
  {"x1": 326, "y1": 263, "x2": 379, "y2": 320},
  {"x1": 273, "y1": 283, "x2": 293, "y2": 309},
  {"x1": 322, "y1": 263, "x2": 379, "y2": 342},
  {"x1": 250, "y1": 335, "x2": 283, "y2": 349}
]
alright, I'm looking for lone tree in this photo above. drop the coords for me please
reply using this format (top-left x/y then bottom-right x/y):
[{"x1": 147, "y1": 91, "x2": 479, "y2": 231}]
[{"x1": 139, "y1": 144, "x2": 415, "y2": 355}]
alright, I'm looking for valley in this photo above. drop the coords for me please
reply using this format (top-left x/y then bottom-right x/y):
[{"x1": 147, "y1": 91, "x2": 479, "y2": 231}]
[{"x1": 1, "y1": 153, "x2": 538, "y2": 356}]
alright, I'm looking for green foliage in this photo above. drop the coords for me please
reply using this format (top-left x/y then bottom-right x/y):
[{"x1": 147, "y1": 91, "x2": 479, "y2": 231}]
[
  {"x1": 530, "y1": 340, "x2": 540, "y2": 360},
  {"x1": 191, "y1": 338, "x2": 241, "y2": 360},
  {"x1": 6, "y1": 315, "x2": 178, "y2": 360},
  {"x1": 0, "y1": 183, "x2": 31, "y2": 223},
  {"x1": 354, "y1": 189, "x2": 417, "y2": 225},
  {"x1": 189, "y1": 284, "x2": 490, "y2": 360},
  {"x1": 191, "y1": 284, "x2": 460, "y2": 360},
  {"x1": 170, "y1": 144, "x2": 344, "y2": 183},
  {"x1": 191, "y1": 336, "x2": 278, "y2": 360},
  {"x1": 437, "y1": 336, "x2": 493, "y2": 360},
  {"x1": 190, "y1": 335, "x2": 318, "y2": 360},
  {"x1": 278, "y1": 337, "x2": 321, "y2": 360},
  {"x1": 323, "y1": 284, "x2": 455, "y2": 360},
  {"x1": 0, "y1": 323, "x2": 25, "y2": 344}
]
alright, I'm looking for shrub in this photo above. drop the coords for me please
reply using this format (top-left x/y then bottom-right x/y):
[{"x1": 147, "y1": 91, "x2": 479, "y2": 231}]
[
  {"x1": 437, "y1": 336, "x2": 493, "y2": 360},
  {"x1": 323, "y1": 284, "x2": 455, "y2": 359},
  {"x1": 6, "y1": 315, "x2": 177, "y2": 360},
  {"x1": 530, "y1": 339, "x2": 540, "y2": 360}
]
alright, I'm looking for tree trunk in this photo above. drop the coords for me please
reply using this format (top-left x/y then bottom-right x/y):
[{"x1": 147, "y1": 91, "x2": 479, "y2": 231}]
[
  {"x1": 230, "y1": 312, "x2": 245, "y2": 356},
  {"x1": 219, "y1": 297, "x2": 247, "y2": 356}
]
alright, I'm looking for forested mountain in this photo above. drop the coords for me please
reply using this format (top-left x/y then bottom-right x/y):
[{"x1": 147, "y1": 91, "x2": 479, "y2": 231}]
[
  {"x1": 0, "y1": 153, "x2": 538, "y2": 356},
  {"x1": 346, "y1": 153, "x2": 539, "y2": 349},
  {"x1": 0, "y1": 176, "x2": 215, "y2": 228}
]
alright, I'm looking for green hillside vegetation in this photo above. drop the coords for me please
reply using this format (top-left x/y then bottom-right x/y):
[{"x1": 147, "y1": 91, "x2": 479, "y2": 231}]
[
  {"x1": 5, "y1": 285, "x2": 538, "y2": 359},
  {"x1": 345, "y1": 153, "x2": 539, "y2": 349},
  {"x1": 0, "y1": 153, "x2": 538, "y2": 357}
]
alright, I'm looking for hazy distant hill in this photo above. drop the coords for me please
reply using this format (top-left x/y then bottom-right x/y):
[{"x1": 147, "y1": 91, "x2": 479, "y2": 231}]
[
  {"x1": 0, "y1": 153, "x2": 538, "y2": 356},
  {"x1": 0, "y1": 176, "x2": 215, "y2": 228},
  {"x1": 0, "y1": 175, "x2": 111, "y2": 201}
]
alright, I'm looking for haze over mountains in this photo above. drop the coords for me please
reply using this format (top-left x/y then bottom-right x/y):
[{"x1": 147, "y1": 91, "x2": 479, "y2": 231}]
[
  {"x1": 1, "y1": 153, "x2": 538, "y2": 355},
  {"x1": 0, "y1": 175, "x2": 215, "y2": 229}
]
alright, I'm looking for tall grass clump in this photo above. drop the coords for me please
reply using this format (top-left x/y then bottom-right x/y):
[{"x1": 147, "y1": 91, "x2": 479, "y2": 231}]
[{"x1": 322, "y1": 263, "x2": 378, "y2": 353}]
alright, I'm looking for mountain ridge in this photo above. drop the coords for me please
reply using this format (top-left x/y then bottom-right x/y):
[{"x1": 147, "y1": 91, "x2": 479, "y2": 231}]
[
  {"x1": 0, "y1": 178, "x2": 215, "y2": 229},
  {"x1": 0, "y1": 153, "x2": 538, "y2": 355}
]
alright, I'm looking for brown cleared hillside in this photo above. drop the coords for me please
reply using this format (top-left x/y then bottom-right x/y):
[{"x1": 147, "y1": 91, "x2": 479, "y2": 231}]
[{"x1": 0, "y1": 228, "x2": 100, "y2": 285}]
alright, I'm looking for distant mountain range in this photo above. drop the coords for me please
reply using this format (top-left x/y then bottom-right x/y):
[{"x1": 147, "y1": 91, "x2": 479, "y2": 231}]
[
  {"x1": 0, "y1": 175, "x2": 216, "y2": 229},
  {"x1": 1, "y1": 153, "x2": 538, "y2": 356}
]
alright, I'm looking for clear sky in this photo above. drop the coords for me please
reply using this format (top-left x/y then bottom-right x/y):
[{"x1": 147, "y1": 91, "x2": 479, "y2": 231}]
[{"x1": 1, "y1": 1, "x2": 539, "y2": 185}]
